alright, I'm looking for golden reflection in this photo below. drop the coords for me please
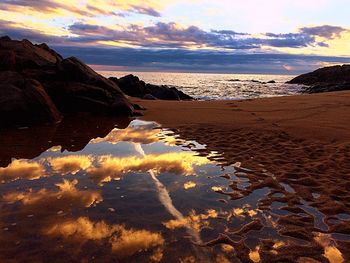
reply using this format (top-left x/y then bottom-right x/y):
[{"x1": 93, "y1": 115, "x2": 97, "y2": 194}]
[
  {"x1": 110, "y1": 226, "x2": 165, "y2": 258},
  {"x1": 47, "y1": 146, "x2": 62, "y2": 152},
  {"x1": 184, "y1": 181, "x2": 197, "y2": 190},
  {"x1": 271, "y1": 240, "x2": 286, "y2": 255},
  {"x1": 221, "y1": 244, "x2": 235, "y2": 253},
  {"x1": 211, "y1": 186, "x2": 223, "y2": 192},
  {"x1": 150, "y1": 248, "x2": 163, "y2": 262},
  {"x1": 49, "y1": 155, "x2": 93, "y2": 175},
  {"x1": 215, "y1": 253, "x2": 231, "y2": 263},
  {"x1": 3, "y1": 179, "x2": 101, "y2": 209},
  {"x1": 0, "y1": 159, "x2": 45, "y2": 183},
  {"x1": 90, "y1": 126, "x2": 178, "y2": 146},
  {"x1": 89, "y1": 152, "x2": 210, "y2": 184},
  {"x1": 249, "y1": 246, "x2": 261, "y2": 263},
  {"x1": 314, "y1": 233, "x2": 344, "y2": 263},
  {"x1": 163, "y1": 209, "x2": 218, "y2": 231},
  {"x1": 45, "y1": 216, "x2": 165, "y2": 259}
]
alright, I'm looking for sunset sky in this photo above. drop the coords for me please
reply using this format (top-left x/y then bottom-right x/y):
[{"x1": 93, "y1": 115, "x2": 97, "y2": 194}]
[{"x1": 1, "y1": 0, "x2": 349, "y2": 73}]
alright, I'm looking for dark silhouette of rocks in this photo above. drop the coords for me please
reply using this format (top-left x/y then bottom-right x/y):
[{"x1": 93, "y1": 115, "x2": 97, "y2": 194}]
[
  {"x1": 0, "y1": 71, "x2": 61, "y2": 126},
  {"x1": 0, "y1": 36, "x2": 134, "y2": 127},
  {"x1": 109, "y1": 74, "x2": 193, "y2": 100},
  {"x1": 287, "y1": 64, "x2": 350, "y2": 93}
]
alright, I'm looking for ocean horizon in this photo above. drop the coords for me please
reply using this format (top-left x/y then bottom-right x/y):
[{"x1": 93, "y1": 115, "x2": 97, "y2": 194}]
[{"x1": 99, "y1": 71, "x2": 303, "y2": 100}]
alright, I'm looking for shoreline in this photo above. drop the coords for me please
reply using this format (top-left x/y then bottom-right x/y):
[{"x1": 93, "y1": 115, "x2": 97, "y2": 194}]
[{"x1": 134, "y1": 90, "x2": 350, "y2": 143}]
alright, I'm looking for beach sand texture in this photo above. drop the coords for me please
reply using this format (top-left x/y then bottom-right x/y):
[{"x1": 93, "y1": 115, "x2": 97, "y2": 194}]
[{"x1": 134, "y1": 91, "x2": 350, "y2": 261}]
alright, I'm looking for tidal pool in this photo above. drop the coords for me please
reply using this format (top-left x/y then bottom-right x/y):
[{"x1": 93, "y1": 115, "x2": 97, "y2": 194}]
[{"x1": 0, "y1": 118, "x2": 347, "y2": 262}]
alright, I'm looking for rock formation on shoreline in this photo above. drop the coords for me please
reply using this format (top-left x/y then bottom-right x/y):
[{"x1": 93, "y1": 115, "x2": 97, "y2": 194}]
[
  {"x1": 0, "y1": 36, "x2": 134, "y2": 127},
  {"x1": 288, "y1": 64, "x2": 350, "y2": 93},
  {"x1": 109, "y1": 74, "x2": 194, "y2": 100}
]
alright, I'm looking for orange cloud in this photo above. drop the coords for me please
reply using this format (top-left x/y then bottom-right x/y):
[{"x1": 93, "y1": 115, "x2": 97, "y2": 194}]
[
  {"x1": 0, "y1": 159, "x2": 45, "y2": 183},
  {"x1": 3, "y1": 179, "x2": 102, "y2": 209},
  {"x1": 88, "y1": 152, "x2": 210, "y2": 184},
  {"x1": 48, "y1": 155, "x2": 93, "y2": 175},
  {"x1": 45, "y1": 216, "x2": 165, "y2": 259}
]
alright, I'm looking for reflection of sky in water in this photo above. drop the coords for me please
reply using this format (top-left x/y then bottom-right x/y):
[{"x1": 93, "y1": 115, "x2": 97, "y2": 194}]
[{"x1": 0, "y1": 120, "x2": 348, "y2": 262}]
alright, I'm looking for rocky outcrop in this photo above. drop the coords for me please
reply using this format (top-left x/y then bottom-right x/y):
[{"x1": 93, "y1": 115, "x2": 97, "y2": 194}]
[
  {"x1": 0, "y1": 71, "x2": 61, "y2": 126},
  {"x1": 109, "y1": 74, "x2": 193, "y2": 100},
  {"x1": 287, "y1": 64, "x2": 350, "y2": 93},
  {"x1": 0, "y1": 36, "x2": 134, "y2": 127}
]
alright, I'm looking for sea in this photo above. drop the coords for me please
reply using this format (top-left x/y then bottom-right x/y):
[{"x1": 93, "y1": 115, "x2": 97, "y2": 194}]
[{"x1": 99, "y1": 71, "x2": 304, "y2": 100}]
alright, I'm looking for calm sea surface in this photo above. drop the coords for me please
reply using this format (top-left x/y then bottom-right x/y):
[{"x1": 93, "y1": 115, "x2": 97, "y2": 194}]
[{"x1": 99, "y1": 71, "x2": 303, "y2": 100}]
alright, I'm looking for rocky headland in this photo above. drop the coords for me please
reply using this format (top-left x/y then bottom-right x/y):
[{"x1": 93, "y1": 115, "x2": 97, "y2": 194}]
[{"x1": 288, "y1": 64, "x2": 350, "y2": 93}]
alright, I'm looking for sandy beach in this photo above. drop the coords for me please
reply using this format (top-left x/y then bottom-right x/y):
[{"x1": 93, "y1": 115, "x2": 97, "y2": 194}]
[{"x1": 132, "y1": 91, "x2": 350, "y2": 261}]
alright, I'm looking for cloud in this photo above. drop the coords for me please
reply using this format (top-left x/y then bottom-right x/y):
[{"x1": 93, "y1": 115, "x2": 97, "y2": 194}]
[
  {"x1": 1, "y1": 18, "x2": 349, "y2": 73},
  {"x1": 88, "y1": 152, "x2": 210, "y2": 184},
  {"x1": 300, "y1": 25, "x2": 348, "y2": 39},
  {"x1": 54, "y1": 45, "x2": 350, "y2": 74},
  {"x1": 66, "y1": 22, "x2": 326, "y2": 50},
  {"x1": 0, "y1": 0, "x2": 162, "y2": 17},
  {"x1": 45, "y1": 217, "x2": 165, "y2": 259},
  {"x1": 3, "y1": 179, "x2": 102, "y2": 208},
  {"x1": 0, "y1": 159, "x2": 45, "y2": 183},
  {"x1": 48, "y1": 155, "x2": 93, "y2": 175}
]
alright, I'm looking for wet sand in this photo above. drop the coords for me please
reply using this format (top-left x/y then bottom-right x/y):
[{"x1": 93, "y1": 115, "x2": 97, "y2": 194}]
[{"x1": 133, "y1": 91, "x2": 350, "y2": 261}]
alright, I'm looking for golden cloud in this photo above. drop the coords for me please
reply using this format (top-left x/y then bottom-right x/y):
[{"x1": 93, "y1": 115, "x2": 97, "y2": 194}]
[
  {"x1": 163, "y1": 209, "x2": 218, "y2": 231},
  {"x1": 3, "y1": 179, "x2": 102, "y2": 209},
  {"x1": 45, "y1": 216, "x2": 165, "y2": 259},
  {"x1": 0, "y1": 159, "x2": 45, "y2": 183},
  {"x1": 91, "y1": 126, "x2": 179, "y2": 146},
  {"x1": 184, "y1": 181, "x2": 196, "y2": 190},
  {"x1": 48, "y1": 155, "x2": 93, "y2": 175},
  {"x1": 88, "y1": 152, "x2": 210, "y2": 184}
]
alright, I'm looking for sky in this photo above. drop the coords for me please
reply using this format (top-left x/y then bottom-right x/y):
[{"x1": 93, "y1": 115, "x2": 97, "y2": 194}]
[{"x1": 0, "y1": 0, "x2": 349, "y2": 74}]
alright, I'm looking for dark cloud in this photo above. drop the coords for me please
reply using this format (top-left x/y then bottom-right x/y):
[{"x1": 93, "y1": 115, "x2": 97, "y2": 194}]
[
  {"x1": 53, "y1": 45, "x2": 350, "y2": 74},
  {"x1": 66, "y1": 22, "x2": 327, "y2": 50},
  {"x1": 300, "y1": 25, "x2": 348, "y2": 39}
]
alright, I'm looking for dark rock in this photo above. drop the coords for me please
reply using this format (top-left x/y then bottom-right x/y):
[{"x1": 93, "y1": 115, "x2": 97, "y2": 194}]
[
  {"x1": 0, "y1": 71, "x2": 61, "y2": 126},
  {"x1": 288, "y1": 65, "x2": 350, "y2": 85},
  {"x1": 110, "y1": 75, "x2": 146, "y2": 97},
  {"x1": 146, "y1": 83, "x2": 180, "y2": 100},
  {"x1": 143, "y1": 94, "x2": 157, "y2": 100},
  {"x1": 287, "y1": 64, "x2": 350, "y2": 93},
  {"x1": 267, "y1": 80, "x2": 276, "y2": 84},
  {"x1": 303, "y1": 82, "x2": 350, "y2": 93},
  {"x1": 0, "y1": 36, "x2": 61, "y2": 70},
  {"x1": 0, "y1": 36, "x2": 135, "y2": 126},
  {"x1": 133, "y1": 103, "x2": 146, "y2": 110},
  {"x1": 170, "y1": 87, "x2": 193, "y2": 100},
  {"x1": 109, "y1": 74, "x2": 193, "y2": 100}
]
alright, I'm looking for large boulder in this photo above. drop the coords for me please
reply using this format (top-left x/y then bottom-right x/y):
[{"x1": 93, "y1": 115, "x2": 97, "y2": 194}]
[
  {"x1": 0, "y1": 36, "x2": 135, "y2": 126},
  {"x1": 110, "y1": 74, "x2": 193, "y2": 100},
  {"x1": 0, "y1": 71, "x2": 61, "y2": 126},
  {"x1": 0, "y1": 36, "x2": 61, "y2": 70},
  {"x1": 287, "y1": 64, "x2": 350, "y2": 93},
  {"x1": 110, "y1": 75, "x2": 146, "y2": 97}
]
